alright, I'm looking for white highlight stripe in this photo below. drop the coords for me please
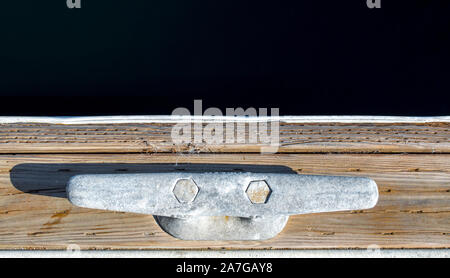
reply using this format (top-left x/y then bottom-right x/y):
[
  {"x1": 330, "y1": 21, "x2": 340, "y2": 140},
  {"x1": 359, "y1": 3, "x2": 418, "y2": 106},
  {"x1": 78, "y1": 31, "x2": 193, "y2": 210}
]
[
  {"x1": 0, "y1": 249, "x2": 448, "y2": 258},
  {"x1": 0, "y1": 115, "x2": 449, "y2": 124}
]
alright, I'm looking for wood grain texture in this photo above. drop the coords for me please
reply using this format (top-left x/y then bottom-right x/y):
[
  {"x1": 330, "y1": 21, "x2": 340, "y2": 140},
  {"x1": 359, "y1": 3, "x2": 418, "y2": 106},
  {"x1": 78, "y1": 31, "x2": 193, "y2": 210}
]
[
  {"x1": 0, "y1": 153, "x2": 448, "y2": 250},
  {"x1": 0, "y1": 122, "x2": 449, "y2": 153}
]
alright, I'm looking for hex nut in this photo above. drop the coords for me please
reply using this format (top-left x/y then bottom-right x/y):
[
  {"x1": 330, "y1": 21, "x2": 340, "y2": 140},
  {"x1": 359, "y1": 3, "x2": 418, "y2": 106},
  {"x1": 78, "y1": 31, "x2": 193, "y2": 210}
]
[
  {"x1": 172, "y1": 179, "x2": 199, "y2": 203},
  {"x1": 246, "y1": 180, "x2": 272, "y2": 204}
]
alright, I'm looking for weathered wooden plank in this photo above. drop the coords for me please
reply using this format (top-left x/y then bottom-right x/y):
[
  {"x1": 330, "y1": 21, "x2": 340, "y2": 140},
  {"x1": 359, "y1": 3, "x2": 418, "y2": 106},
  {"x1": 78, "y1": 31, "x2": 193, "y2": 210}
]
[
  {"x1": 0, "y1": 153, "x2": 448, "y2": 249},
  {"x1": 0, "y1": 122, "x2": 449, "y2": 153}
]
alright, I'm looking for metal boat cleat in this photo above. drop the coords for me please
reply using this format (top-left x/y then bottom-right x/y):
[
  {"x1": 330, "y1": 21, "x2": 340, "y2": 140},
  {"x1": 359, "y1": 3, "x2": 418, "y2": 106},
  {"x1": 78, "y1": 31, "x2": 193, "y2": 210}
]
[{"x1": 67, "y1": 172, "x2": 378, "y2": 240}]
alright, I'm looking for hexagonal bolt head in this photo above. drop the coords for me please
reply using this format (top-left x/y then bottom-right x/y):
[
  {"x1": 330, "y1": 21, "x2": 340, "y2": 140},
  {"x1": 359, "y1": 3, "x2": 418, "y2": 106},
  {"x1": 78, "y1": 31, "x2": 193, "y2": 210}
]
[
  {"x1": 246, "y1": 180, "x2": 272, "y2": 204},
  {"x1": 172, "y1": 178, "x2": 199, "y2": 204}
]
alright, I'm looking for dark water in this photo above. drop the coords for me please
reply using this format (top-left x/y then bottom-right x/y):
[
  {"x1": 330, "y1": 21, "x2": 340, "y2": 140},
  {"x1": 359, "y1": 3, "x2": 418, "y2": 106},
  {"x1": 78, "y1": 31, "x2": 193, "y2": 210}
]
[{"x1": 0, "y1": 1, "x2": 449, "y2": 115}]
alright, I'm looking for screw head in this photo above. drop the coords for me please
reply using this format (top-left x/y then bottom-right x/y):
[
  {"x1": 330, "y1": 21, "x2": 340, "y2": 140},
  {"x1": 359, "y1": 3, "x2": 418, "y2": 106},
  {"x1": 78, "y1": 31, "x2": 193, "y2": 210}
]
[
  {"x1": 172, "y1": 178, "x2": 199, "y2": 204},
  {"x1": 246, "y1": 180, "x2": 272, "y2": 204}
]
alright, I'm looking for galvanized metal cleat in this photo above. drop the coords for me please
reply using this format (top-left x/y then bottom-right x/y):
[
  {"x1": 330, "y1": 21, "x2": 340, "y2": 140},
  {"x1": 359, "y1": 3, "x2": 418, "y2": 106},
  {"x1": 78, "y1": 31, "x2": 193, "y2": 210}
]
[{"x1": 67, "y1": 172, "x2": 378, "y2": 240}]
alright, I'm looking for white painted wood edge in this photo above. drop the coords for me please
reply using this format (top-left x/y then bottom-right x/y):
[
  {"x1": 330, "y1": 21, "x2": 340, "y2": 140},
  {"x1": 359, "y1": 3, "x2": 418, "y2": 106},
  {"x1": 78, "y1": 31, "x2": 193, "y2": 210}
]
[
  {"x1": 0, "y1": 115, "x2": 449, "y2": 124},
  {"x1": 0, "y1": 249, "x2": 448, "y2": 258}
]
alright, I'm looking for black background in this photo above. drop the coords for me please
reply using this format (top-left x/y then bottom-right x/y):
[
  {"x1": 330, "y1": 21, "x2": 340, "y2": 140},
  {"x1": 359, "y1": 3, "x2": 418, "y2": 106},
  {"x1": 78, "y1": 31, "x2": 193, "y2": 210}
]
[
  {"x1": 0, "y1": 258, "x2": 447, "y2": 276},
  {"x1": 0, "y1": 0, "x2": 449, "y2": 115}
]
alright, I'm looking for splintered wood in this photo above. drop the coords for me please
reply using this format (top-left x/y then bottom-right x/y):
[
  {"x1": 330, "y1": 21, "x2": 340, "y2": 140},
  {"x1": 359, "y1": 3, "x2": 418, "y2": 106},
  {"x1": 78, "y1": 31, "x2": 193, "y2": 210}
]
[
  {"x1": 0, "y1": 121, "x2": 448, "y2": 249},
  {"x1": 0, "y1": 153, "x2": 448, "y2": 249}
]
